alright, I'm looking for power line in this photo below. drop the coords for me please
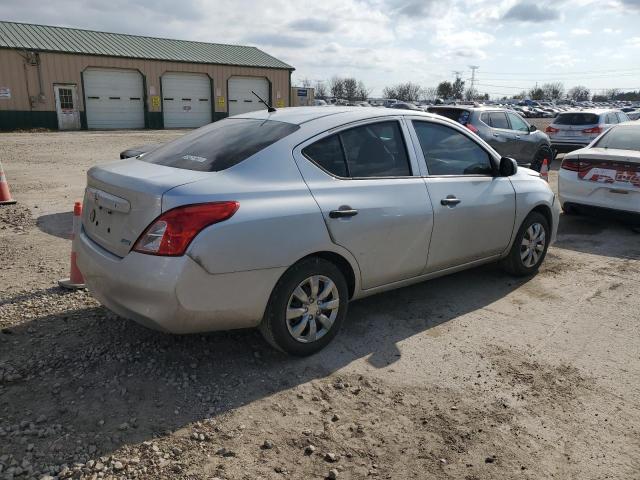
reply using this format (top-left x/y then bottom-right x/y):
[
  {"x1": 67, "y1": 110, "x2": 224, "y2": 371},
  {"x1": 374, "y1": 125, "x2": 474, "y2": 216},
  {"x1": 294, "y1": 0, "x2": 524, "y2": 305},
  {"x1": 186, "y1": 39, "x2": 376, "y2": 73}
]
[{"x1": 479, "y1": 67, "x2": 640, "y2": 76}]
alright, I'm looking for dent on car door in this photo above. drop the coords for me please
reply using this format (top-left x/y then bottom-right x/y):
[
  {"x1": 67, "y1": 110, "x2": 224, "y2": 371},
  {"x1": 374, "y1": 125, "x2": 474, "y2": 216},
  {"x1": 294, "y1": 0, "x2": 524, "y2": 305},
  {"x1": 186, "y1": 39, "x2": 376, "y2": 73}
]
[
  {"x1": 409, "y1": 119, "x2": 516, "y2": 273},
  {"x1": 293, "y1": 119, "x2": 434, "y2": 290}
]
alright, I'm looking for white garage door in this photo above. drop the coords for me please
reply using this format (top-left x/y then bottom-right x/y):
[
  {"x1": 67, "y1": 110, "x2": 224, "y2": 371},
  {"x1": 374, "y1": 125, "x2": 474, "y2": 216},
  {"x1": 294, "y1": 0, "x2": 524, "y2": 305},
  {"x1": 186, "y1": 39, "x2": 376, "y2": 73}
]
[
  {"x1": 84, "y1": 68, "x2": 144, "y2": 129},
  {"x1": 228, "y1": 76, "x2": 270, "y2": 116},
  {"x1": 162, "y1": 73, "x2": 212, "y2": 128}
]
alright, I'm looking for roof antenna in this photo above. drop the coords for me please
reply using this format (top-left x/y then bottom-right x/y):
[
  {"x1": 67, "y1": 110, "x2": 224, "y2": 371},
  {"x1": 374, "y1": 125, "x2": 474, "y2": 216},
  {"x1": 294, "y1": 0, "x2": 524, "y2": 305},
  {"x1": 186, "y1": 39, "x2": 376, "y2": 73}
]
[{"x1": 251, "y1": 90, "x2": 276, "y2": 113}]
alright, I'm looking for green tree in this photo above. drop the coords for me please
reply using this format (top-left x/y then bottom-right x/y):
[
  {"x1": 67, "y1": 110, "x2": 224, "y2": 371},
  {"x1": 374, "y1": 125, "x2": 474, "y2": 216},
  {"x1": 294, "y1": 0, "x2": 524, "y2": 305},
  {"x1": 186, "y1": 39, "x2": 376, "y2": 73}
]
[
  {"x1": 452, "y1": 78, "x2": 465, "y2": 100},
  {"x1": 436, "y1": 81, "x2": 453, "y2": 99}
]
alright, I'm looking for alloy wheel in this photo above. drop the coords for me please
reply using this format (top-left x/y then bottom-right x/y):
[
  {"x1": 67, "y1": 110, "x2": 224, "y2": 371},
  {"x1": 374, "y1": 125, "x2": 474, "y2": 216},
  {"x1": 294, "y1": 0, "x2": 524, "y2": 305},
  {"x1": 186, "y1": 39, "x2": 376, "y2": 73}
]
[
  {"x1": 520, "y1": 222, "x2": 546, "y2": 268},
  {"x1": 286, "y1": 275, "x2": 339, "y2": 343}
]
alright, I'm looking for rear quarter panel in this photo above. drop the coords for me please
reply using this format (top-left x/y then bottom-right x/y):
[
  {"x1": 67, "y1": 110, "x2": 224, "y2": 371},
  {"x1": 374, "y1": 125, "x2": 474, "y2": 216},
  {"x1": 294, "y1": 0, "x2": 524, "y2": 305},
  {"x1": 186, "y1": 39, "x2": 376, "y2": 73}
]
[{"x1": 162, "y1": 139, "x2": 362, "y2": 283}]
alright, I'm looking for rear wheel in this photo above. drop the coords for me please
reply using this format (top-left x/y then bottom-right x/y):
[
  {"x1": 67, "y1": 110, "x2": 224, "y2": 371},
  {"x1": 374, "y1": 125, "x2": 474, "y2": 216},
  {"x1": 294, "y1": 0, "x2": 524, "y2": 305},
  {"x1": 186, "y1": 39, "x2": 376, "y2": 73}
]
[
  {"x1": 531, "y1": 145, "x2": 553, "y2": 172},
  {"x1": 260, "y1": 258, "x2": 348, "y2": 356},
  {"x1": 502, "y1": 211, "x2": 550, "y2": 276}
]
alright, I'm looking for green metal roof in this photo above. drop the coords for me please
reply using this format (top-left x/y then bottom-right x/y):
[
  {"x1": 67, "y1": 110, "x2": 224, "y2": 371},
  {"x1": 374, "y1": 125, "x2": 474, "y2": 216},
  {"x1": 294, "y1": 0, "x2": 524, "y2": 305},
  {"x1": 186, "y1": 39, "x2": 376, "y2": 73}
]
[{"x1": 0, "y1": 21, "x2": 294, "y2": 70}]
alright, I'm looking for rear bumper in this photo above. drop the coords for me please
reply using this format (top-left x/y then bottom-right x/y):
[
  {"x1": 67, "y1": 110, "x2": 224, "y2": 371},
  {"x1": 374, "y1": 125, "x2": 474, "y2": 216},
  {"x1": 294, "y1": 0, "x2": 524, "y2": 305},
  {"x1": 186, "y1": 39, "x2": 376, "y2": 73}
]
[
  {"x1": 558, "y1": 170, "x2": 640, "y2": 215},
  {"x1": 76, "y1": 228, "x2": 285, "y2": 334}
]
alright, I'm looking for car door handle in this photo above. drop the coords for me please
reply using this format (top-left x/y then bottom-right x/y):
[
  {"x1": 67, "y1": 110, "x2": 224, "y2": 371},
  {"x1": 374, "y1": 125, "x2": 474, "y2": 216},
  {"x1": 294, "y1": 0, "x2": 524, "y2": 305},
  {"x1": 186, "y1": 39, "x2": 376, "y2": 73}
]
[
  {"x1": 493, "y1": 133, "x2": 500, "y2": 137},
  {"x1": 515, "y1": 135, "x2": 521, "y2": 139},
  {"x1": 329, "y1": 207, "x2": 359, "y2": 218},
  {"x1": 440, "y1": 196, "x2": 461, "y2": 207}
]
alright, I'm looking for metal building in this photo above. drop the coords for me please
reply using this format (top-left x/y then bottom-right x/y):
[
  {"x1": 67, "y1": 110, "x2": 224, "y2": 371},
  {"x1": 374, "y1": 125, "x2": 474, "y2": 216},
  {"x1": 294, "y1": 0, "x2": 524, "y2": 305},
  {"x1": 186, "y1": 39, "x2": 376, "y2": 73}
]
[{"x1": 0, "y1": 21, "x2": 294, "y2": 130}]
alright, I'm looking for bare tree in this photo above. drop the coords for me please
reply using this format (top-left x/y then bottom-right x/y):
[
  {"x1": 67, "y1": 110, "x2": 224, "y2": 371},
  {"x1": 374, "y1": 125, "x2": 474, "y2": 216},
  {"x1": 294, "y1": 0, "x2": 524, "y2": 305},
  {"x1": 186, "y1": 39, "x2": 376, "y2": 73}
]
[
  {"x1": 300, "y1": 78, "x2": 312, "y2": 88},
  {"x1": 541, "y1": 82, "x2": 564, "y2": 100},
  {"x1": 452, "y1": 78, "x2": 465, "y2": 100},
  {"x1": 343, "y1": 78, "x2": 358, "y2": 101},
  {"x1": 436, "y1": 81, "x2": 453, "y2": 100},
  {"x1": 356, "y1": 81, "x2": 371, "y2": 101},
  {"x1": 606, "y1": 88, "x2": 620, "y2": 100},
  {"x1": 528, "y1": 86, "x2": 545, "y2": 100},
  {"x1": 315, "y1": 80, "x2": 327, "y2": 99},
  {"x1": 568, "y1": 85, "x2": 590, "y2": 102},
  {"x1": 383, "y1": 82, "x2": 423, "y2": 102},
  {"x1": 422, "y1": 87, "x2": 437, "y2": 102},
  {"x1": 464, "y1": 88, "x2": 478, "y2": 101},
  {"x1": 329, "y1": 76, "x2": 345, "y2": 99}
]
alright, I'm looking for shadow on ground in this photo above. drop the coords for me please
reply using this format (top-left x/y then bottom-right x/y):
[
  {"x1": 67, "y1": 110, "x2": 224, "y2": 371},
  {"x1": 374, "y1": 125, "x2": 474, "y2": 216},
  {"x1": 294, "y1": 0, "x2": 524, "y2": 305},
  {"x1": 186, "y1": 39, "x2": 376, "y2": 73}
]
[
  {"x1": 36, "y1": 211, "x2": 72, "y2": 239},
  {"x1": 0, "y1": 263, "x2": 529, "y2": 467},
  {"x1": 554, "y1": 210, "x2": 640, "y2": 259}
]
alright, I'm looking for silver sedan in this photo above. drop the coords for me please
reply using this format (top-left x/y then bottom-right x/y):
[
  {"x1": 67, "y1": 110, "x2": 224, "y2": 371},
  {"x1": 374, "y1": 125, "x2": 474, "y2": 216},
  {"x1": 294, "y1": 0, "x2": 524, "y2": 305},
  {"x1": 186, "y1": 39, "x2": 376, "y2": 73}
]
[{"x1": 77, "y1": 107, "x2": 559, "y2": 355}]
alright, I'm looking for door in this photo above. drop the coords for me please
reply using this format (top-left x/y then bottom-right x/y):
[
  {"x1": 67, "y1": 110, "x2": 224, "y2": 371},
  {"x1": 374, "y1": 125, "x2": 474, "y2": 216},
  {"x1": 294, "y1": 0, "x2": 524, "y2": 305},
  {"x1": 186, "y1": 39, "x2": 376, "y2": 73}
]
[
  {"x1": 83, "y1": 68, "x2": 144, "y2": 129},
  {"x1": 161, "y1": 73, "x2": 212, "y2": 128},
  {"x1": 293, "y1": 119, "x2": 433, "y2": 289},
  {"x1": 507, "y1": 112, "x2": 536, "y2": 162},
  {"x1": 409, "y1": 119, "x2": 516, "y2": 272},
  {"x1": 482, "y1": 111, "x2": 516, "y2": 158},
  {"x1": 54, "y1": 84, "x2": 80, "y2": 130},
  {"x1": 228, "y1": 76, "x2": 269, "y2": 116}
]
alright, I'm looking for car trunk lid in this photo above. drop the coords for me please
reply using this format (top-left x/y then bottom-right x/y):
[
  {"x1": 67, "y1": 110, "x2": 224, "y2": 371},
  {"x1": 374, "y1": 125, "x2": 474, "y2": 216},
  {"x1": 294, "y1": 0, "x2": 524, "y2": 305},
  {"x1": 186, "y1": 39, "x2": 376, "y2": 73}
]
[
  {"x1": 568, "y1": 149, "x2": 640, "y2": 190},
  {"x1": 82, "y1": 159, "x2": 211, "y2": 258}
]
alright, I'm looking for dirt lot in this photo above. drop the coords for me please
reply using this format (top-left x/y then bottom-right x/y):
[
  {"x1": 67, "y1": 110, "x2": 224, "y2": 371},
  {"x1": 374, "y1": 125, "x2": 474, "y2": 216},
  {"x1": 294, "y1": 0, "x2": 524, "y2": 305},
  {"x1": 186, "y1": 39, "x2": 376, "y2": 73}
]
[{"x1": 1, "y1": 130, "x2": 639, "y2": 480}]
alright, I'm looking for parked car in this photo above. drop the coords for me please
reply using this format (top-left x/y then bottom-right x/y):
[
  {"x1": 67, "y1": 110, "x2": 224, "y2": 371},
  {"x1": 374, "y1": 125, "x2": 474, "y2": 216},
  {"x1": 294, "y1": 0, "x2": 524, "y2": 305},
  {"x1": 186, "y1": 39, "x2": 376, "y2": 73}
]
[
  {"x1": 546, "y1": 109, "x2": 631, "y2": 153},
  {"x1": 559, "y1": 122, "x2": 640, "y2": 217},
  {"x1": 427, "y1": 106, "x2": 553, "y2": 170},
  {"x1": 120, "y1": 144, "x2": 161, "y2": 159},
  {"x1": 77, "y1": 107, "x2": 558, "y2": 356},
  {"x1": 387, "y1": 102, "x2": 421, "y2": 111}
]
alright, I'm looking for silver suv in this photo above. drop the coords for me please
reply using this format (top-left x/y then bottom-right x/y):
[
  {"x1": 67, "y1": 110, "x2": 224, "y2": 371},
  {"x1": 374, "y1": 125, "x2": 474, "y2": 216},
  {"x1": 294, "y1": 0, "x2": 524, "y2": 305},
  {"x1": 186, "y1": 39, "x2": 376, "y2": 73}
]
[{"x1": 546, "y1": 109, "x2": 630, "y2": 153}]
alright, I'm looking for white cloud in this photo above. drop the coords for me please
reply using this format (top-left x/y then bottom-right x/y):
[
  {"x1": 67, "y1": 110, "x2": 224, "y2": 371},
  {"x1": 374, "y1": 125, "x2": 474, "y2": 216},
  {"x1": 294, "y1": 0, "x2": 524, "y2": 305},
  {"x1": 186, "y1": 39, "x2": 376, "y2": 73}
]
[{"x1": 571, "y1": 28, "x2": 591, "y2": 35}]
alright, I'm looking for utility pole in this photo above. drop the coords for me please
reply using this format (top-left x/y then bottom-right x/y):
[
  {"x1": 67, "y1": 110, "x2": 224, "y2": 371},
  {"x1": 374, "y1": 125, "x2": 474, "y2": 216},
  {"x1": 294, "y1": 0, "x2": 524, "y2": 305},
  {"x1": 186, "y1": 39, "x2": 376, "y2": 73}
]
[
  {"x1": 452, "y1": 70, "x2": 463, "y2": 81},
  {"x1": 469, "y1": 65, "x2": 479, "y2": 99}
]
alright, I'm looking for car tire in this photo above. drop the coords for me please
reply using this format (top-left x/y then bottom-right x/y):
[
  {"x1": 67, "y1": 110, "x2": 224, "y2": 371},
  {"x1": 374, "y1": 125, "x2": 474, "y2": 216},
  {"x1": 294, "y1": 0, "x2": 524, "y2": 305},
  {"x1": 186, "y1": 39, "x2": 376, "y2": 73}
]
[
  {"x1": 259, "y1": 257, "x2": 349, "y2": 356},
  {"x1": 501, "y1": 211, "x2": 550, "y2": 276},
  {"x1": 531, "y1": 146, "x2": 553, "y2": 172}
]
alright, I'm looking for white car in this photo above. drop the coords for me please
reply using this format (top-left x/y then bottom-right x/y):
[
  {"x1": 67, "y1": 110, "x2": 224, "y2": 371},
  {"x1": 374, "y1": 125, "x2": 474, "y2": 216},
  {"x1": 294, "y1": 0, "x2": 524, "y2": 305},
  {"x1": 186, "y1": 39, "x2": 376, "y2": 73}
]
[{"x1": 559, "y1": 122, "x2": 640, "y2": 215}]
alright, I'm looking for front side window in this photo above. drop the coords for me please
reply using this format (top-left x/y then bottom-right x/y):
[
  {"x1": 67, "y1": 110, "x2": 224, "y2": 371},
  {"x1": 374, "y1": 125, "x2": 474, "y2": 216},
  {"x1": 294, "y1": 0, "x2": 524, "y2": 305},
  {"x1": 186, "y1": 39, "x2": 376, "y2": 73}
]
[
  {"x1": 413, "y1": 121, "x2": 493, "y2": 176},
  {"x1": 142, "y1": 118, "x2": 300, "y2": 172},
  {"x1": 507, "y1": 113, "x2": 530, "y2": 132},
  {"x1": 616, "y1": 112, "x2": 629, "y2": 123},
  {"x1": 303, "y1": 121, "x2": 411, "y2": 178},
  {"x1": 605, "y1": 113, "x2": 618, "y2": 125}
]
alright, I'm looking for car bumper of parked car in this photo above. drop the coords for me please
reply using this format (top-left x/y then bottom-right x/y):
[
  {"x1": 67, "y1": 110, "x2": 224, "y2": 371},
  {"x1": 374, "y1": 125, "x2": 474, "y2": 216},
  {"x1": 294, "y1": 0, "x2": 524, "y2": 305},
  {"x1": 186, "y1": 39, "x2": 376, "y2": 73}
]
[
  {"x1": 76, "y1": 228, "x2": 285, "y2": 334},
  {"x1": 558, "y1": 170, "x2": 640, "y2": 215}
]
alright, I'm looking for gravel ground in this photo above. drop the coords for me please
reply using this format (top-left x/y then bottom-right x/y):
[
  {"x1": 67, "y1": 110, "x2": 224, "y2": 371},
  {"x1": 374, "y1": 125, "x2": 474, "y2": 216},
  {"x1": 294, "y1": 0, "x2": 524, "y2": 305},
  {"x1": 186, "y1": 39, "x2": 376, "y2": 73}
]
[{"x1": 1, "y1": 130, "x2": 639, "y2": 480}]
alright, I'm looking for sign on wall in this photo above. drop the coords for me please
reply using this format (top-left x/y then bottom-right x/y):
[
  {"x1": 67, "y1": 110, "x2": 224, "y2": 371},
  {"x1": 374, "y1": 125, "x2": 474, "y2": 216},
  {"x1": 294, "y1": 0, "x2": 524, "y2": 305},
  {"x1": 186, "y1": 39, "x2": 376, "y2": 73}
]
[
  {"x1": 276, "y1": 99, "x2": 285, "y2": 108},
  {"x1": 0, "y1": 87, "x2": 10, "y2": 99},
  {"x1": 217, "y1": 96, "x2": 225, "y2": 107},
  {"x1": 297, "y1": 89, "x2": 307, "y2": 97},
  {"x1": 151, "y1": 95, "x2": 161, "y2": 109}
]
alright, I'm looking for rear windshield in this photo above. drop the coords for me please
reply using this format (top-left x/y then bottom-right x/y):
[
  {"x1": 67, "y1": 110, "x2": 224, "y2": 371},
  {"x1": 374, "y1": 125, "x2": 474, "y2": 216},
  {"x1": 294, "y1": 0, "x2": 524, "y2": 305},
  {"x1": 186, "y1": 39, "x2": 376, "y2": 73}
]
[
  {"x1": 554, "y1": 113, "x2": 600, "y2": 125},
  {"x1": 593, "y1": 126, "x2": 640, "y2": 151},
  {"x1": 427, "y1": 108, "x2": 471, "y2": 125},
  {"x1": 141, "y1": 118, "x2": 300, "y2": 171}
]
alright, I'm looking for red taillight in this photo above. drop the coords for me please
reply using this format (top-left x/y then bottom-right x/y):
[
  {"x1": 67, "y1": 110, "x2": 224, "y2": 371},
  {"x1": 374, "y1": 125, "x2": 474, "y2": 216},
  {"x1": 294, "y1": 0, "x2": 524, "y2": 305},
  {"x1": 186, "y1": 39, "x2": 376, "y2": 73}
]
[
  {"x1": 582, "y1": 126, "x2": 602, "y2": 134},
  {"x1": 133, "y1": 201, "x2": 239, "y2": 256},
  {"x1": 545, "y1": 126, "x2": 559, "y2": 134},
  {"x1": 465, "y1": 123, "x2": 479, "y2": 134},
  {"x1": 561, "y1": 159, "x2": 581, "y2": 172}
]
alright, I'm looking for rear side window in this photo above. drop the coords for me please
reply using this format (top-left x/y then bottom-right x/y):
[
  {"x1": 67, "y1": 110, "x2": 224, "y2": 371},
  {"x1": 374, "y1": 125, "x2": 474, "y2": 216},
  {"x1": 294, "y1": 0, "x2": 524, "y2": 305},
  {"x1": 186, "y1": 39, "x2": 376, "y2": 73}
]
[
  {"x1": 487, "y1": 112, "x2": 509, "y2": 129},
  {"x1": 554, "y1": 113, "x2": 600, "y2": 125},
  {"x1": 593, "y1": 126, "x2": 640, "y2": 151},
  {"x1": 428, "y1": 108, "x2": 471, "y2": 125},
  {"x1": 605, "y1": 113, "x2": 619, "y2": 124},
  {"x1": 413, "y1": 121, "x2": 493, "y2": 176},
  {"x1": 303, "y1": 121, "x2": 411, "y2": 178},
  {"x1": 141, "y1": 118, "x2": 300, "y2": 172},
  {"x1": 617, "y1": 112, "x2": 629, "y2": 123}
]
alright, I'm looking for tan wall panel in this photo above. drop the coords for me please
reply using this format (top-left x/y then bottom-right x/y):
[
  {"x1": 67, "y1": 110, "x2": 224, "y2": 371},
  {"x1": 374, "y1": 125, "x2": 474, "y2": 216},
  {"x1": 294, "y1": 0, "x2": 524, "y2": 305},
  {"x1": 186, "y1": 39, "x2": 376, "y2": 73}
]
[{"x1": 0, "y1": 49, "x2": 291, "y2": 114}]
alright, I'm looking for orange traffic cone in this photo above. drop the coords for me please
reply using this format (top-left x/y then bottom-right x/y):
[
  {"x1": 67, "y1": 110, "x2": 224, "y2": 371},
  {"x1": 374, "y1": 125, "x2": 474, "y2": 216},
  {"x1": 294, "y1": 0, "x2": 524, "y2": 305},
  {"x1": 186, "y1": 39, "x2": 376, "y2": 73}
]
[
  {"x1": 0, "y1": 160, "x2": 16, "y2": 205},
  {"x1": 540, "y1": 157, "x2": 549, "y2": 182},
  {"x1": 59, "y1": 201, "x2": 86, "y2": 290}
]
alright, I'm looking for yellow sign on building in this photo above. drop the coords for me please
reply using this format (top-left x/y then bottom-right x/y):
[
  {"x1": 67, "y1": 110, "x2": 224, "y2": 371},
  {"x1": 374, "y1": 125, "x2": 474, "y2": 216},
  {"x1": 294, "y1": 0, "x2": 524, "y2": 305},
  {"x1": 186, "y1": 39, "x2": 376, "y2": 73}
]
[
  {"x1": 217, "y1": 96, "x2": 225, "y2": 107},
  {"x1": 151, "y1": 95, "x2": 161, "y2": 109}
]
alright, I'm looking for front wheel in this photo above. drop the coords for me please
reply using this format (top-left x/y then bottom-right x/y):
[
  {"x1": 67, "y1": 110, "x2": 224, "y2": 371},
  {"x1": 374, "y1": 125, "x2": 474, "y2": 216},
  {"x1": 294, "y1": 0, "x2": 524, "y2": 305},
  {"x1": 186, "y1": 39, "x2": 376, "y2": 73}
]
[
  {"x1": 260, "y1": 258, "x2": 349, "y2": 356},
  {"x1": 502, "y1": 211, "x2": 550, "y2": 276}
]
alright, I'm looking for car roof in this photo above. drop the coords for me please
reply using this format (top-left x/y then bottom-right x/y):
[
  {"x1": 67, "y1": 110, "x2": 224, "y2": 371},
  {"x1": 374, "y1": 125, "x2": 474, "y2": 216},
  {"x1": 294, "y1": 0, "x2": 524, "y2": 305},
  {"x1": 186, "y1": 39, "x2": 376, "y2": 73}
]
[
  {"x1": 558, "y1": 109, "x2": 619, "y2": 114},
  {"x1": 233, "y1": 106, "x2": 439, "y2": 125}
]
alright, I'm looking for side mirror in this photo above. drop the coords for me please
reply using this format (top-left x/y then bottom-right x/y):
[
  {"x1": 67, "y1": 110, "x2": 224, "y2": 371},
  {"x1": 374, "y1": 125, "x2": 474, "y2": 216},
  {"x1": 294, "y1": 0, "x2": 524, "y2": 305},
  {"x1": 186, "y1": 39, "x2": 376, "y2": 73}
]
[
  {"x1": 499, "y1": 157, "x2": 518, "y2": 177},
  {"x1": 529, "y1": 124, "x2": 537, "y2": 132}
]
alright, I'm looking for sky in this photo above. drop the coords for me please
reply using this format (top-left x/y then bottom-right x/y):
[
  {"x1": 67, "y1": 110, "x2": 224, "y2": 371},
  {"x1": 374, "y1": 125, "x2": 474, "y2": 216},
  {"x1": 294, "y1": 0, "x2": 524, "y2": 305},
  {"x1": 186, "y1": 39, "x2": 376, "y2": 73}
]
[{"x1": 1, "y1": 0, "x2": 639, "y2": 98}]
